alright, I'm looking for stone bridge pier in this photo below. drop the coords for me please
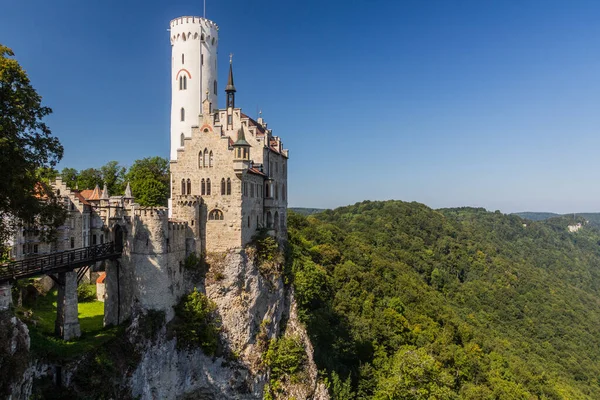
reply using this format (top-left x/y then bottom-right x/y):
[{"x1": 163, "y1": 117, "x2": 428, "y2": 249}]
[
  {"x1": 55, "y1": 271, "x2": 81, "y2": 340},
  {"x1": 0, "y1": 282, "x2": 12, "y2": 310}
]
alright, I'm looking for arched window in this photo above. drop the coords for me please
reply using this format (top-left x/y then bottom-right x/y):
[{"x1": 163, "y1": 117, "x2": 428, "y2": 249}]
[
  {"x1": 201, "y1": 179, "x2": 206, "y2": 195},
  {"x1": 214, "y1": 80, "x2": 217, "y2": 94},
  {"x1": 180, "y1": 133, "x2": 185, "y2": 147},
  {"x1": 247, "y1": 216, "x2": 250, "y2": 228},
  {"x1": 203, "y1": 148, "x2": 208, "y2": 168},
  {"x1": 201, "y1": 33, "x2": 205, "y2": 42},
  {"x1": 257, "y1": 215, "x2": 260, "y2": 228},
  {"x1": 275, "y1": 182, "x2": 279, "y2": 200},
  {"x1": 181, "y1": 53, "x2": 184, "y2": 64},
  {"x1": 180, "y1": 107, "x2": 185, "y2": 121},
  {"x1": 209, "y1": 151, "x2": 214, "y2": 167},
  {"x1": 282, "y1": 184, "x2": 286, "y2": 201},
  {"x1": 183, "y1": 75, "x2": 187, "y2": 90},
  {"x1": 181, "y1": 179, "x2": 186, "y2": 195},
  {"x1": 274, "y1": 212, "x2": 280, "y2": 231},
  {"x1": 264, "y1": 182, "x2": 270, "y2": 198},
  {"x1": 226, "y1": 178, "x2": 231, "y2": 195},
  {"x1": 179, "y1": 76, "x2": 183, "y2": 90},
  {"x1": 208, "y1": 209, "x2": 224, "y2": 220},
  {"x1": 206, "y1": 178, "x2": 211, "y2": 195},
  {"x1": 266, "y1": 211, "x2": 273, "y2": 229},
  {"x1": 221, "y1": 178, "x2": 226, "y2": 195},
  {"x1": 186, "y1": 179, "x2": 191, "y2": 195},
  {"x1": 198, "y1": 151, "x2": 203, "y2": 168}
]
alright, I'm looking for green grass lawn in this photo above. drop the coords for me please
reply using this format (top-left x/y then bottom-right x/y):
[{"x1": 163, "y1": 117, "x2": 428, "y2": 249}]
[{"x1": 18, "y1": 284, "x2": 119, "y2": 361}]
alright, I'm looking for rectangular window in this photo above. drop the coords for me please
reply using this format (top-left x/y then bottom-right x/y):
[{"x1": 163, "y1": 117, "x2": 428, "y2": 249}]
[
  {"x1": 70, "y1": 237, "x2": 75, "y2": 249},
  {"x1": 93, "y1": 234, "x2": 97, "y2": 245},
  {"x1": 22, "y1": 245, "x2": 26, "y2": 255},
  {"x1": 201, "y1": 54, "x2": 204, "y2": 66},
  {"x1": 33, "y1": 244, "x2": 38, "y2": 254}
]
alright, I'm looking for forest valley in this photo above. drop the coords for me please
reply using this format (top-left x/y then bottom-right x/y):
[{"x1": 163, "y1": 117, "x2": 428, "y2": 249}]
[{"x1": 287, "y1": 201, "x2": 600, "y2": 399}]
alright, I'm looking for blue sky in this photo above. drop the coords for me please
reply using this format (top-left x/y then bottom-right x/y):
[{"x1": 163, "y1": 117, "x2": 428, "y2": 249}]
[{"x1": 3, "y1": 0, "x2": 600, "y2": 213}]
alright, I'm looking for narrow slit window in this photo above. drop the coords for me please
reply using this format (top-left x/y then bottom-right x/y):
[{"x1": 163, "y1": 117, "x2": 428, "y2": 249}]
[{"x1": 181, "y1": 107, "x2": 185, "y2": 121}]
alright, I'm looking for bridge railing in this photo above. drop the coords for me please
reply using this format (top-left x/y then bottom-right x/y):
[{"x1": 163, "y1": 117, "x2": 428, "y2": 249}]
[{"x1": 0, "y1": 242, "x2": 120, "y2": 283}]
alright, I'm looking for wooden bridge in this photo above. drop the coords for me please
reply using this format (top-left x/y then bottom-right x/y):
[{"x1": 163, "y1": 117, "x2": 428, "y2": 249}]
[{"x1": 0, "y1": 242, "x2": 122, "y2": 284}]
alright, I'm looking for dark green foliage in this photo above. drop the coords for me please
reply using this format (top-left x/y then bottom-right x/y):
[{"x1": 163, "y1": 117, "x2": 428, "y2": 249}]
[
  {"x1": 264, "y1": 335, "x2": 306, "y2": 378},
  {"x1": 125, "y1": 156, "x2": 169, "y2": 207},
  {"x1": 77, "y1": 284, "x2": 96, "y2": 303},
  {"x1": 172, "y1": 288, "x2": 220, "y2": 355},
  {"x1": 263, "y1": 335, "x2": 306, "y2": 399},
  {"x1": 288, "y1": 202, "x2": 600, "y2": 399},
  {"x1": 0, "y1": 44, "x2": 65, "y2": 246}
]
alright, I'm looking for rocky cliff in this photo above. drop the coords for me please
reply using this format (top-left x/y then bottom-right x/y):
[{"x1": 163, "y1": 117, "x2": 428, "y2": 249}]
[{"x1": 8, "y1": 249, "x2": 329, "y2": 400}]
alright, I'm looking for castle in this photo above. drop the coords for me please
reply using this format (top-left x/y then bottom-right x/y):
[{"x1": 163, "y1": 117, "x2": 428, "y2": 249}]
[
  {"x1": 2, "y1": 15, "x2": 289, "y2": 339},
  {"x1": 168, "y1": 16, "x2": 289, "y2": 252}
]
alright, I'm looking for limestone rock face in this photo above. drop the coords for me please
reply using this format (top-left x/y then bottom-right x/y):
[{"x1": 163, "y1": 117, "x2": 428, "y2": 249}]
[
  {"x1": 130, "y1": 249, "x2": 329, "y2": 400},
  {"x1": 0, "y1": 312, "x2": 32, "y2": 400}
]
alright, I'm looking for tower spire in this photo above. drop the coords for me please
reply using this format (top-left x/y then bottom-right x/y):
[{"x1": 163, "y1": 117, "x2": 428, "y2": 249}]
[
  {"x1": 225, "y1": 54, "x2": 236, "y2": 95},
  {"x1": 226, "y1": 54, "x2": 236, "y2": 130}
]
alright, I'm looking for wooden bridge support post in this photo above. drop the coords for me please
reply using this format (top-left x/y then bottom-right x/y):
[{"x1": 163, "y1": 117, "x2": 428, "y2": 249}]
[
  {"x1": 55, "y1": 271, "x2": 81, "y2": 340},
  {"x1": 0, "y1": 282, "x2": 12, "y2": 310}
]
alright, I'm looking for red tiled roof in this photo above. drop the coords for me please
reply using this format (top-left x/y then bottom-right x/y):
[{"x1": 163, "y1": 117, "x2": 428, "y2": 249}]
[
  {"x1": 241, "y1": 113, "x2": 266, "y2": 135},
  {"x1": 80, "y1": 186, "x2": 101, "y2": 201},
  {"x1": 73, "y1": 191, "x2": 91, "y2": 206},
  {"x1": 248, "y1": 167, "x2": 267, "y2": 177}
]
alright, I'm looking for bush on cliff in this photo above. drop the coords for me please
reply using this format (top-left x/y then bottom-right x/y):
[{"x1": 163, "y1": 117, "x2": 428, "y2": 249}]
[{"x1": 172, "y1": 288, "x2": 220, "y2": 355}]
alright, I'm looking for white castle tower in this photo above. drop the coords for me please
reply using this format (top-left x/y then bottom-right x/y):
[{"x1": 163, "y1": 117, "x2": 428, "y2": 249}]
[{"x1": 169, "y1": 16, "x2": 219, "y2": 160}]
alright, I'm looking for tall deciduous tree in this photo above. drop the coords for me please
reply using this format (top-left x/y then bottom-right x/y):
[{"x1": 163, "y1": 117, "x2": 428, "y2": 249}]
[
  {"x1": 60, "y1": 167, "x2": 79, "y2": 189},
  {"x1": 100, "y1": 160, "x2": 126, "y2": 196},
  {"x1": 77, "y1": 168, "x2": 103, "y2": 190},
  {"x1": 0, "y1": 44, "x2": 65, "y2": 245},
  {"x1": 125, "y1": 156, "x2": 170, "y2": 207}
]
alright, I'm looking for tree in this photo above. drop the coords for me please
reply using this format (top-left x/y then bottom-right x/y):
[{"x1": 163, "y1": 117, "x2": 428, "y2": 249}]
[
  {"x1": 77, "y1": 168, "x2": 103, "y2": 190},
  {"x1": 60, "y1": 167, "x2": 78, "y2": 189},
  {"x1": 100, "y1": 160, "x2": 126, "y2": 196},
  {"x1": 125, "y1": 156, "x2": 169, "y2": 206},
  {"x1": 0, "y1": 44, "x2": 65, "y2": 245}
]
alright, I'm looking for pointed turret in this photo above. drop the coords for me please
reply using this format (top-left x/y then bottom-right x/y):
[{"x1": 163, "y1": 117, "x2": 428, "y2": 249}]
[
  {"x1": 101, "y1": 183, "x2": 109, "y2": 199},
  {"x1": 90, "y1": 184, "x2": 101, "y2": 200},
  {"x1": 226, "y1": 54, "x2": 236, "y2": 130},
  {"x1": 124, "y1": 182, "x2": 133, "y2": 198},
  {"x1": 233, "y1": 127, "x2": 251, "y2": 170},
  {"x1": 225, "y1": 54, "x2": 236, "y2": 95}
]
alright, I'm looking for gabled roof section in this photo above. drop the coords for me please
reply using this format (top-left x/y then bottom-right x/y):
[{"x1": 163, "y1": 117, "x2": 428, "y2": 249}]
[
  {"x1": 73, "y1": 191, "x2": 91, "y2": 206},
  {"x1": 241, "y1": 113, "x2": 266, "y2": 136}
]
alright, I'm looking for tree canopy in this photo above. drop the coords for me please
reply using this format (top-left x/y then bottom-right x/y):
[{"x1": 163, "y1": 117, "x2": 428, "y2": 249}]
[
  {"x1": 288, "y1": 202, "x2": 600, "y2": 399},
  {"x1": 0, "y1": 44, "x2": 65, "y2": 245}
]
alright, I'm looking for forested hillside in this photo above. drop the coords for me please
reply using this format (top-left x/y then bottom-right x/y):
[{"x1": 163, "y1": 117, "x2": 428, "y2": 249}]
[{"x1": 287, "y1": 201, "x2": 600, "y2": 399}]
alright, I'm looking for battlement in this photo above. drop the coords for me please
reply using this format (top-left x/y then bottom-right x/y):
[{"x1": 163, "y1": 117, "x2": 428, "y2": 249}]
[
  {"x1": 170, "y1": 16, "x2": 219, "y2": 29},
  {"x1": 168, "y1": 220, "x2": 188, "y2": 230},
  {"x1": 133, "y1": 207, "x2": 169, "y2": 220},
  {"x1": 169, "y1": 16, "x2": 219, "y2": 44}
]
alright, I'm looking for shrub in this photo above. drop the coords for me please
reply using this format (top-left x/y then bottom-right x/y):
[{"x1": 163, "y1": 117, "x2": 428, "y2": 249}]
[
  {"x1": 77, "y1": 284, "x2": 96, "y2": 303},
  {"x1": 172, "y1": 288, "x2": 220, "y2": 355},
  {"x1": 263, "y1": 335, "x2": 306, "y2": 380},
  {"x1": 248, "y1": 229, "x2": 284, "y2": 276}
]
